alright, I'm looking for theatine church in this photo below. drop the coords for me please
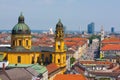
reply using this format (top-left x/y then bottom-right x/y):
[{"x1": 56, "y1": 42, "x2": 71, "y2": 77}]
[{"x1": 0, "y1": 13, "x2": 66, "y2": 71}]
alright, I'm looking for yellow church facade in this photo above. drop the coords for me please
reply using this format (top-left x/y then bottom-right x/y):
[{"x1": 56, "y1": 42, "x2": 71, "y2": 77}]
[{"x1": 0, "y1": 13, "x2": 66, "y2": 70}]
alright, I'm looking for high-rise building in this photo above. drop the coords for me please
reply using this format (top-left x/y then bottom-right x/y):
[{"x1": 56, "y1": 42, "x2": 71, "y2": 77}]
[
  {"x1": 111, "y1": 27, "x2": 114, "y2": 33},
  {"x1": 87, "y1": 22, "x2": 95, "y2": 34}
]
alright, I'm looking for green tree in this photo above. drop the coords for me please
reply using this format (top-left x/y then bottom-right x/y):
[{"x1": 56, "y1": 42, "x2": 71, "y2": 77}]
[
  {"x1": 70, "y1": 57, "x2": 75, "y2": 65},
  {"x1": 88, "y1": 35, "x2": 101, "y2": 44}
]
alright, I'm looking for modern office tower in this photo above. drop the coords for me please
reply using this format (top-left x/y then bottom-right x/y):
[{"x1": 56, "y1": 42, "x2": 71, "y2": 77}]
[
  {"x1": 111, "y1": 27, "x2": 114, "y2": 33},
  {"x1": 87, "y1": 22, "x2": 95, "y2": 34}
]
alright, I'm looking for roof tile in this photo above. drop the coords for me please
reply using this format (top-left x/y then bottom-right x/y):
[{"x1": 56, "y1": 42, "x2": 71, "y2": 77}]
[
  {"x1": 46, "y1": 63, "x2": 59, "y2": 74},
  {"x1": 53, "y1": 74, "x2": 86, "y2": 80},
  {"x1": 101, "y1": 44, "x2": 120, "y2": 51}
]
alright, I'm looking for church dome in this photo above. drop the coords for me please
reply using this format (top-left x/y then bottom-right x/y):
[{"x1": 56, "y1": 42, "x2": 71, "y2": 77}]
[{"x1": 12, "y1": 13, "x2": 31, "y2": 35}]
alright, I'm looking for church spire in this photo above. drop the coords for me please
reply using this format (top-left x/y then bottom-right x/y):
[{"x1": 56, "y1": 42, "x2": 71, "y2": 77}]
[
  {"x1": 100, "y1": 25, "x2": 104, "y2": 41},
  {"x1": 58, "y1": 18, "x2": 61, "y2": 23},
  {"x1": 101, "y1": 25, "x2": 104, "y2": 31},
  {"x1": 53, "y1": 20, "x2": 66, "y2": 68}
]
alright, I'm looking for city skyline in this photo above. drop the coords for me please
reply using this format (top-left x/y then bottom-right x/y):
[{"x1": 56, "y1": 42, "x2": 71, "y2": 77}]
[{"x1": 0, "y1": 0, "x2": 120, "y2": 31}]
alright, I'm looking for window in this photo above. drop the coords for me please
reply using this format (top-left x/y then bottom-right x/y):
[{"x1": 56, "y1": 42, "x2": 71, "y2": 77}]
[
  {"x1": 50, "y1": 54, "x2": 52, "y2": 62},
  {"x1": 18, "y1": 29, "x2": 22, "y2": 32},
  {"x1": 45, "y1": 57, "x2": 49, "y2": 65},
  {"x1": 37, "y1": 56, "x2": 40, "y2": 63},
  {"x1": 13, "y1": 40, "x2": 15, "y2": 45},
  {"x1": 58, "y1": 45, "x2": 60, "y2": 49},
  {"x1": 19, "y1": 40, "x2": 22, "y2": 46},
  {"x1": 58, "y1": 41, "x2": 60, "y2": 45},
  {"x1": 18, "y1": 56, "x2": 21, "y2": 63},
  {"x1": 41, "y1": 54, "x2": 44, "y2": 61},
  {"x1": 58, "y1": 41, "x2": 61, "y2": 49},
  {"x1": 26, "y1": 40, "x2": 28, "y2": 46},
  {"x1": 63, "y1": 57, "x2": 65, "y2": 63},
  {"x1": 58, "y1": 59, "x2": 60, "y2": 63},
  {"x1": 32, "y1": 57, "x2": 34, "y2": 64}
]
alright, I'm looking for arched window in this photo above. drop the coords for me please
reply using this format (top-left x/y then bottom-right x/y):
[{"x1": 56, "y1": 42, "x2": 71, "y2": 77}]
[
  {"x1": 26, "y1": 40, "x2": 28, "y2": 46},
  {"x1": 58, "y1": 59, "x2": 60, "y2": 63},
  {"x1": 19, "y1": 40, "x2": 22, "y2": 46}
]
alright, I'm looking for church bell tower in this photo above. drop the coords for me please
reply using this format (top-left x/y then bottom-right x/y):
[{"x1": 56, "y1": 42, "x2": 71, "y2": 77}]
[
  {"x1": 55, "y1": 19, "x2": 65, "y2": 52},
  {"x1": 52, "y1": 19, "x2": 66, "y2": 68}
]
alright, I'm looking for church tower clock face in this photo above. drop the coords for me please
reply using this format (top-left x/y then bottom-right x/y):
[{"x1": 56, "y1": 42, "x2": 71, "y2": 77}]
[{"x1": 58, "y1": 41, "x2": 60, "y2": 45}]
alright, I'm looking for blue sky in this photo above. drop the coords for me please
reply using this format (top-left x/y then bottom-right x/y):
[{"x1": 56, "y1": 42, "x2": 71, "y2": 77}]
[{"x1": 0, "y1": 0, "x2": 120, "y2": 31}]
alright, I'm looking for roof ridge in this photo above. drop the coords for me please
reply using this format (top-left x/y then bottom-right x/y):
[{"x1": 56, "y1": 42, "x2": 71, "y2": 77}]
[
  {"x1": 25, "y1": 67, "x2": 36, "y2": 76},
  {"x1": 3, "y1": 71, "x2": 12, "y2": 80}
]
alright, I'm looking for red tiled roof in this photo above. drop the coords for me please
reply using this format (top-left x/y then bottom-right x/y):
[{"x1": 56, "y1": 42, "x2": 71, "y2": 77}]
[
  {"x1": 78, "y1": 41, "x2": 86, "y2": 46},
  {"x1": 46, "y1": 63, "x2": 59, "y2": 74},
  {"x1": 65, "y1": 40, "x2": 86, "y2": 47},
  {"x1": 102, "y1": 37, "x2": 120, "y2": 44},
  {"x1": 65, "y1": 37, "x2": 87, "y2": 41},
  {"x1": 65, "y1": 42, "x2": 76, "y2": 46},
  {"x1": 101, "y1": 44, "x2": 120, "y2": 51},
  {"x1": 80, "y1": 61, "x2": 112, "y2": 65},
  {"x1": 53, "y1": 74, "x2": 86, "y2": 80}
]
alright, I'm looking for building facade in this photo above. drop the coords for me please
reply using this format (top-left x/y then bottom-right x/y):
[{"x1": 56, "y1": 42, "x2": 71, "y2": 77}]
[
  {"x1": 0, "y1": 14, "x2": 66, "y2": 72},
  {"x1": 100, "y1": 37, "x2": 120, "y2": 64},
  {"x1": 73, "y1": 60, "x2": 120, "y2": 80}
]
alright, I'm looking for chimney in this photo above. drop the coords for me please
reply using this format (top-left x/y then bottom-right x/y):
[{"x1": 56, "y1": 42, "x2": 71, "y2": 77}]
[{"x1": 2, "y1": 63, "x2": 5, "y2": 72}]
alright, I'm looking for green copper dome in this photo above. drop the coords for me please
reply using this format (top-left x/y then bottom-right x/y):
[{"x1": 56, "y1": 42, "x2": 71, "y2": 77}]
[{"x1": 12, "y1": 13, "x2": 31, "y2": 35}]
